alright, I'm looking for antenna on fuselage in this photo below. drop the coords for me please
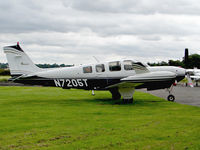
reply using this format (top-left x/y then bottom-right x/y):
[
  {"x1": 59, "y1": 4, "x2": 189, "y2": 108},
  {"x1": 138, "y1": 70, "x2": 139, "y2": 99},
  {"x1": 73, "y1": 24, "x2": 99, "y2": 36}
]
[{"x1": 93, "y1": 56, "x2": 100, "y2": 63}]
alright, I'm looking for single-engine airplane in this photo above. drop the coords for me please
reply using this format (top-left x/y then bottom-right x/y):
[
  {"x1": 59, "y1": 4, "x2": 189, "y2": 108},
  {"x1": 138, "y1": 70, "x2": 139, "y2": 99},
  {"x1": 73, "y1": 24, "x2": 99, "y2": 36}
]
[{"x1": 3, "y1": 43, "x2": 186, "y2": 103}]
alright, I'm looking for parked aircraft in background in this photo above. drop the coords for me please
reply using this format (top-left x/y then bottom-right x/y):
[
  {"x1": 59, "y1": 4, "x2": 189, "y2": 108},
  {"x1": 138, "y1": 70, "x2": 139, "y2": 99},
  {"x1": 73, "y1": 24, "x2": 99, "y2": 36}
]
[
  {"x1": 186, "y1": 68, "x2": 200, "y2": 86},
  {"x1": 184, "y1": 48, "x2": 200, "y2": 87},
  {"x1": 3, "y1": 43, "x2": 186, "y2": 103}
]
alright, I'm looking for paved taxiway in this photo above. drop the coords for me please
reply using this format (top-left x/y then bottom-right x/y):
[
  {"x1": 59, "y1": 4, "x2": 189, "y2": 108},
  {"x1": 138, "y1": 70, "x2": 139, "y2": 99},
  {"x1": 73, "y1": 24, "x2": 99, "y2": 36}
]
[{"x1": 144, "y1": 86, "x2": 200, "y2": 107}]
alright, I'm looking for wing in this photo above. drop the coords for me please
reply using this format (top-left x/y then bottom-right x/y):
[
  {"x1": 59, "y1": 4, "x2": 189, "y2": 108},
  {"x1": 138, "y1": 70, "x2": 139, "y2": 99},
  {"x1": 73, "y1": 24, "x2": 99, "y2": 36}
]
[
  {"x1": 106, "y1": 71, "x2": 176, "y2": 89},
  {"x1": 190, "y1": 76, "x2": 200, "y2": 80}
]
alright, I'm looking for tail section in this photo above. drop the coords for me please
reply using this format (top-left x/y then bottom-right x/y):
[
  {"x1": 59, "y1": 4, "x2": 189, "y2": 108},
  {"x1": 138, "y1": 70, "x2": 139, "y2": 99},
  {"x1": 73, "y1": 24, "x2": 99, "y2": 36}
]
[{"x1": 3, "y1": 42, "x2": 42, "y2": 77}]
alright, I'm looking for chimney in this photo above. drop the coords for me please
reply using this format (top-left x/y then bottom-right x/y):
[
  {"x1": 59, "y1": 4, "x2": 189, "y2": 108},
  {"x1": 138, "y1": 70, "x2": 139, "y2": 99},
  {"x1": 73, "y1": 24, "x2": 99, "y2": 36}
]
[{"x1": 184, "y1": 48, "x2": 189, "y2": 68}]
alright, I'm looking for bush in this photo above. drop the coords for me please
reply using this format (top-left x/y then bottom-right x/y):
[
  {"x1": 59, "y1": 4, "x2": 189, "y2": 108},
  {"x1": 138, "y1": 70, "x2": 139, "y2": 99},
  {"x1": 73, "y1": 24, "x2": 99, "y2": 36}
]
[{"x1": 0, "y1": 69, "x2": 10, "y2": 75}]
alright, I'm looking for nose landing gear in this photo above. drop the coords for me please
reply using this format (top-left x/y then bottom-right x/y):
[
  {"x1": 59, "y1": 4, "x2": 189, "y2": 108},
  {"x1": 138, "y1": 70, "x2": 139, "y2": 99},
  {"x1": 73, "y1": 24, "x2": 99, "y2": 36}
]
[
  {"x1": 167, "y1": 85, "x2": 175, "y2": 102},
  {"x1": 167, "y1": 94, "x2": 175, "y2": 102}
]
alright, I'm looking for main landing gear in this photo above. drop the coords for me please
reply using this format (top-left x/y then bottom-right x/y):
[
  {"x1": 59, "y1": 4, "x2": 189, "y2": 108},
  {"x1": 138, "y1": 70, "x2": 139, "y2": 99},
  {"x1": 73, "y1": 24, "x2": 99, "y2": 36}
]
[
  {"x1": 109, "y1": 88, "x2": 134, "y2": 104},
  {"x1": 167, "y1": 85, "x2": 175, "y2": 102},
  {"x1": 109, "y1": 88, "x2": 121, "y2": 100},
  {"x1": 119, "y1": 88, "x2": 135, "y2": 104},
  {"x1": 122, "y1": 98, "x2": 133, "y2": 104}
]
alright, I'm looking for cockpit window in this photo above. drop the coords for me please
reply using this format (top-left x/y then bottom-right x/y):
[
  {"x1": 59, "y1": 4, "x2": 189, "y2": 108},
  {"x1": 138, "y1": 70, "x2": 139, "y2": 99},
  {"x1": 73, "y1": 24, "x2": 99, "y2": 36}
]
[
  {"x1": 124, "y1": 60, "x2": 134, "y2": 70},
  {"x1": 96, "y1": 64, "x2": 105, "y2": 72},
  {"x1": 83, "y1": 66, "x2": 92, "y2": 73},
  {"x1": 109, "y1": 61, "x2": 121, "y2": 71},
  {"x1": 123, "y1": 60, "x2": 148, "y2": 73}
]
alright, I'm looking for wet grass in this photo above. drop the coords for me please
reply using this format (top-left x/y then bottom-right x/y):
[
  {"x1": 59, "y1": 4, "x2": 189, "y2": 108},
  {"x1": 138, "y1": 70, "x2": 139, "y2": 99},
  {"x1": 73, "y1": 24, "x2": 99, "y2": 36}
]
[{"x1": 0, "y1": 86, "x2": 200, "y2": 149}]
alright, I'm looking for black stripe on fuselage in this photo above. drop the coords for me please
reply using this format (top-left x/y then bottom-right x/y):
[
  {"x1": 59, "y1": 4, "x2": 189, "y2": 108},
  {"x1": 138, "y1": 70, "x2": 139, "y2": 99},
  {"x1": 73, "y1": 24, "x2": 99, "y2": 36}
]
[{"x1": 13, "y1": 75, "x2": 183, "y2": 91}]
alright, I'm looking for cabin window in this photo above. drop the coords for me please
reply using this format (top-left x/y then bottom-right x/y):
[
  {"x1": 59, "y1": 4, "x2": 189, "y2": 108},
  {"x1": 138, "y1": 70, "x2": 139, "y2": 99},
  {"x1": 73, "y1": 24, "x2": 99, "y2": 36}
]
[
  {"x1": 109, "y1": 61, "x2": 121, "y2": 71},
  {"x1": 96, "y1": 64, "x2": 105, "y2": 72},
  {"x1": 83, "y1": 66, "x2": 92, "y2": 73},
  {"x1": 124, "y1": 60, "x2": 134, "y2": 70}
]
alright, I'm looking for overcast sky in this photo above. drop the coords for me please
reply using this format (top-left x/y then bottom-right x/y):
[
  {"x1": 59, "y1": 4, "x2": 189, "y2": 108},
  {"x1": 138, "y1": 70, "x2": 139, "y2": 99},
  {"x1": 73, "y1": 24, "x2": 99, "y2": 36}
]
[{"x1": 0, "y1": 0, "x2": 200, "y2": 65}]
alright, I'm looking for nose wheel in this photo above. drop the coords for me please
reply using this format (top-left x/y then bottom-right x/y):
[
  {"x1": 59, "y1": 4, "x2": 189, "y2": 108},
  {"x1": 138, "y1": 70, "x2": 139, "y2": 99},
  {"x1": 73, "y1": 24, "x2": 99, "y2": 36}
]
[
  {"x1": 167, "y1": 94, "x2": 175, "y2": 102},
  {"x1": 166, "y1": 85, "x2": 175, "y2": 102}
]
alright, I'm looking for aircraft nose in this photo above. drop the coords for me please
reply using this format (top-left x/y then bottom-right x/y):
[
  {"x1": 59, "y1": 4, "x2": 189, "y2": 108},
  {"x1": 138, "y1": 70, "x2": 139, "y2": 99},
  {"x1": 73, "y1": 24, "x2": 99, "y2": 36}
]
[
  {"x1": 175, "y1": 67, "x2": 186, "y2": 82},
  {"x1": 176, "y1": 67, "x2": 186, "y2": 76}
]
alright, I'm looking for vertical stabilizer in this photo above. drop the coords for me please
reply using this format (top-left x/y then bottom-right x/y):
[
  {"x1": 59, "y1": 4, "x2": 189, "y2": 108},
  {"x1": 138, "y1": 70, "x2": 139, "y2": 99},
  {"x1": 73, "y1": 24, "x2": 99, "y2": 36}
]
[{"x1": 3, "y1": 43, "x2": 42, "y2": 77}]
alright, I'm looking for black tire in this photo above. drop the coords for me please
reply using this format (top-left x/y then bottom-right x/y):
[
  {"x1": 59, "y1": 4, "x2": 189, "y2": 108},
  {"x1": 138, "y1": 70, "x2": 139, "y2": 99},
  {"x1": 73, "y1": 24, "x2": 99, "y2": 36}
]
[
  {"x1": 122, "y1": 99, "x2": 133, "y2": 104},
  {"x1": 128, "y1": 98, "x2": 133, "y2": 104},
  {"x1": 109, "y1": 88, "x2": 121, "y2": 100},
  {"x1": 167, "y1": 95, "x2": 175, "y2": 102},
  {"x1": 123, "y1": 99, "x2": 128, "y2": 104}
]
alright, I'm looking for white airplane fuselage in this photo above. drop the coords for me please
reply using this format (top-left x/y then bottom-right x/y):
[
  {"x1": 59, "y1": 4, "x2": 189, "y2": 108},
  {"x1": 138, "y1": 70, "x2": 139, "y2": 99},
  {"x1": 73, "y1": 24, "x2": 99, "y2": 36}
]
[{"x1": 15, "y1": 60, "x2": 185, "y2": 91}]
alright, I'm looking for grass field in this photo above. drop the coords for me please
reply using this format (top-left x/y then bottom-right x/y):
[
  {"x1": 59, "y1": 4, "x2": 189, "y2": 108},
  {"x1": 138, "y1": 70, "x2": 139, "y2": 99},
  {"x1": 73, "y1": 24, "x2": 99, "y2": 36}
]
[
  {"x1": 0, "y1": 76, "x2": 10, "y2": 82},
  {"x1": 0, "y1": 86, "x2": 200, "y2": 150}
]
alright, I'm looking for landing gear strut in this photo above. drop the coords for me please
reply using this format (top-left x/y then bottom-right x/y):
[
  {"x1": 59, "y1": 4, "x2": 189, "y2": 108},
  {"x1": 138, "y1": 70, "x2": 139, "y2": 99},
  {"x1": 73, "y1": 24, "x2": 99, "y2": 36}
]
[
  {"x1": 109, "y1": 87, "x2": 135, "y2": 104},
  {"x1": 109, "y1": 88, "x2": 121, "y2": 100},
  {"x1": 167, "y1": 85, "x2": 175, "y2": 102}
]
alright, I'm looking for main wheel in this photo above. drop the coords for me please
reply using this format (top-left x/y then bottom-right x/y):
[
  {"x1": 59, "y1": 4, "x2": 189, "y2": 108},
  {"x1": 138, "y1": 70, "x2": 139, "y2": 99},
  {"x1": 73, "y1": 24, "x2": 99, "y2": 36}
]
[
  {"x1": 123, "y1": 99, "x2": 128, "y2": 104},
  {"x1": 122, "y1": 99, "x2": 133, "y2": 104},
  {"x1": 109, "y1": 88, "x2": 121, "y2": 100},
  {"x1": 167, "y1": 95, "x2": 175, "y2": 102},
  {"x1": 128, "y1": 98, "x2": 133, "y2": 104}
]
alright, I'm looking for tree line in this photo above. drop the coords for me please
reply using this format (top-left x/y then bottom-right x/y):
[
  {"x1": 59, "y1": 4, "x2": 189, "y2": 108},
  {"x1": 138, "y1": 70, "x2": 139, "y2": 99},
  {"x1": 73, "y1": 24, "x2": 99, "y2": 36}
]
[
  {"x1": 0, "y1": 63, "x2": 74, "y2": 69},
  {"x1": 148, "y1": 54, "x2": 200, "y2": 68},
  {"x1": 0, "y1": 63, "x2": 74, "y2": 75},
  {"x1": 36, "y1": 63, "x2": 74, "y2": 68}
]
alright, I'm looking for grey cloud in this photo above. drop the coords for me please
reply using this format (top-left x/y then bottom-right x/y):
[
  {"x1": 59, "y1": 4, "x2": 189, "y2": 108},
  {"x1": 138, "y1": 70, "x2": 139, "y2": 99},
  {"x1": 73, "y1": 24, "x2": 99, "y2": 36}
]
[
  {"x1": 139, "y1": 35, "x2": 161, "y2": 41},
  {"x1": 1, "y1": 0, "x2": 200, "y2": 64},
  {"x1": 0, "y1": 31, "x2": 194, "y2": 64},
  {"x1": 70, "y1": 0, "x2": 200, "y2": 15},
  {"x1": 0, "y1": 0, "x2": 200, "y2": 36}
]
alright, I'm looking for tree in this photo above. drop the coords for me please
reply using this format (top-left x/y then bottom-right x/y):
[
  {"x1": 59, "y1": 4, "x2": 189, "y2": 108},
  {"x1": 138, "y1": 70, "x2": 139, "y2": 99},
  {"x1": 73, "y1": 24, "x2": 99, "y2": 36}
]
[
  {"x1": 168, "y1": 60, "x2": 184, "y2": 67},
  {"x1": 187, "y1": 54, "x2": 200, "y2": 69},
  {"x1": 0, "y1": 63, "x2": 8, "y2": 69}
]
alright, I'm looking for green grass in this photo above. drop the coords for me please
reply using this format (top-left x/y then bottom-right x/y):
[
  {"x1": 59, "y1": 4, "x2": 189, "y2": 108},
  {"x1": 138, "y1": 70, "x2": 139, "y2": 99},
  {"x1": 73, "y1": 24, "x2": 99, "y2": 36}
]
[
  {"x1": 180, "y1": 77, "x2": 188, "y2": 83},
  {"x1": 0, "y1": 76, "x2": 10, "y2": 82},
  {"x1": 0, "y1": 86, "x2": 200, "y2": 150}
]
